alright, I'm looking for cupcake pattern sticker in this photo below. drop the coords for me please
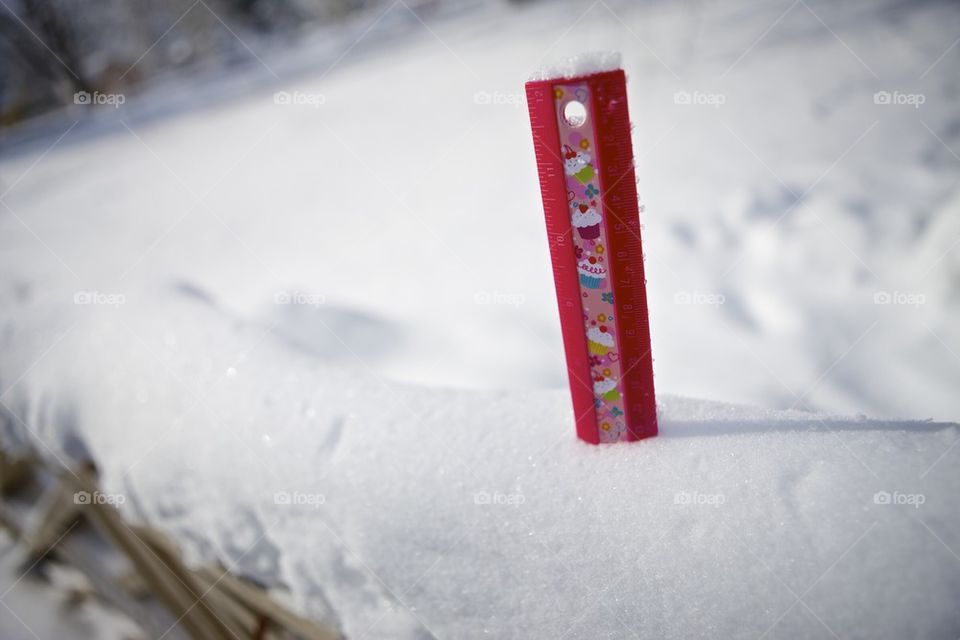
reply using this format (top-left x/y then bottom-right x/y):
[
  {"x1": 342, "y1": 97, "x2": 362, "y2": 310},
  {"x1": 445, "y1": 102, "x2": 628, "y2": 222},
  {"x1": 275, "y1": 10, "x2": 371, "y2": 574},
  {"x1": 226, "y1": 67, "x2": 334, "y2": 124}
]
[
  {"x1": 563, "y1": 145, "x2": 595, "y2": 184},
  {"x1": 570, "y1": 202, "x2": 601, "y2": 239},
  {"x1": 554, "y1": 83, "x2": 628, "y2": 443}
]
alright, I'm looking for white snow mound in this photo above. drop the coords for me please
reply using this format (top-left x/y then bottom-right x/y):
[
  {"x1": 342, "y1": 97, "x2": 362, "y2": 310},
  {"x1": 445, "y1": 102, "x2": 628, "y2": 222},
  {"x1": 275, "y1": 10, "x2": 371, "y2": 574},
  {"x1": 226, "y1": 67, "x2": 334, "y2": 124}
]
[{"x1": 1, "y1": 295, "x2": 957, "y2": 639}]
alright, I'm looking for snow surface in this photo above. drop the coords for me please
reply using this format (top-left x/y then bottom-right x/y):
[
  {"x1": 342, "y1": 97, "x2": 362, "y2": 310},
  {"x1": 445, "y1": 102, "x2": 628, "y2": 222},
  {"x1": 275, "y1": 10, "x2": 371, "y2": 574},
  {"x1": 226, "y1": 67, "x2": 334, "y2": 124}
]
[
  {"x1": 0, "y1": 532, "x2": 143, "y2": 640},
  {"x1": 1, "y1": 0, "x2": 959, "y2": 637},
  {"x1": 2, "y1": 296, "x2": 959, "y2": 639},
  {"x1": 528, "y1": 51, "x2": 622, "y2": 81}
]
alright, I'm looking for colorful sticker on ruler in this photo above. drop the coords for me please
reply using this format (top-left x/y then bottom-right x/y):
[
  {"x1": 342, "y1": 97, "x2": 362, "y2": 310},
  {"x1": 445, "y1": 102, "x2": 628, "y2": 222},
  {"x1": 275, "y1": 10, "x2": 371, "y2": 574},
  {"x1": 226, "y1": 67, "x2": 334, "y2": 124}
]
[{"x1": 554, "y1": 84, "x2": 627, "y2": 443}]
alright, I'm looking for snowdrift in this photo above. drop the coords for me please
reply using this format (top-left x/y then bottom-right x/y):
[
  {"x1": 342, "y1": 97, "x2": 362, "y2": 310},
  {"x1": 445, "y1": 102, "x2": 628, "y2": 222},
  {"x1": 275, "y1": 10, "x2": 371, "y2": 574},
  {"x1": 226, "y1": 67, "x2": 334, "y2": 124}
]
[{"x1": 1, "y1": 293, "x2": 957, "y2": 638}]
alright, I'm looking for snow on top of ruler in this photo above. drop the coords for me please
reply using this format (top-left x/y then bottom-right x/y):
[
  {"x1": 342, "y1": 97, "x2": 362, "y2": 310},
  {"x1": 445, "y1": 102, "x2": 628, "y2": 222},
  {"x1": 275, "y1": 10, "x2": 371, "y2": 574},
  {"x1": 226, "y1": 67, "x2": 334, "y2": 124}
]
[{"x1": 528, "y1": 51, "x2": 622, "y2": 81}]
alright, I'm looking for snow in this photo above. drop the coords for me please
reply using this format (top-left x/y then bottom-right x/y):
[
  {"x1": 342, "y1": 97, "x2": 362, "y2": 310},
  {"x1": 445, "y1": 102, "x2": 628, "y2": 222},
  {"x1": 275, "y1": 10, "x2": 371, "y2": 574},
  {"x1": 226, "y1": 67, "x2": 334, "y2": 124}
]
[
  {"x1": 3, "y1": 0, "x2": 958, "y2": 420},
  {"x1": 2, "y1": 298, "x2": 959, "y2": 638},
  {"x1": 1, "y1": 0, "x2": 959, "y2": 637},
  {"x1": 528, "y1": 51, "x2": 622, "y2": 81},
  {"x1": 0, "y1": 532, "x2": 143, "y2": 639}
]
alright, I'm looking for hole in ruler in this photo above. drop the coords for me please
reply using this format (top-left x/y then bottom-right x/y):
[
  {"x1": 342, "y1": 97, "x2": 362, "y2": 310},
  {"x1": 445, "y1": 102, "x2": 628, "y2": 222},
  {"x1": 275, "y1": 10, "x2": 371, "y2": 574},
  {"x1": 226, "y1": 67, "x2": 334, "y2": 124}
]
[{"x1": 563, "y1": 100, "x2": 587, "y2": 127}]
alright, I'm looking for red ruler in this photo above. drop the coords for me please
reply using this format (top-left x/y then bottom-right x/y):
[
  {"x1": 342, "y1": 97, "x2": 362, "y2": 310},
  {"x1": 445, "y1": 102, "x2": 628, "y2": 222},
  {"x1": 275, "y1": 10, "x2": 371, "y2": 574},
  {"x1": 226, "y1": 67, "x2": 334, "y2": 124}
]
[{"x1": 525, "y1": 67, "x2": 657, "y2": 444}]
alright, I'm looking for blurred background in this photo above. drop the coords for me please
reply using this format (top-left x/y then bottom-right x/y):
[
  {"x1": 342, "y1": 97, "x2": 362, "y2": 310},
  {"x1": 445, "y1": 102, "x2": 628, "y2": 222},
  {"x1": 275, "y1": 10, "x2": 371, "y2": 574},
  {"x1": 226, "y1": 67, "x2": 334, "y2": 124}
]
[{"x1": 1, "y1": 0, "x2": 959, "y2": 420}]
